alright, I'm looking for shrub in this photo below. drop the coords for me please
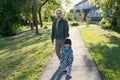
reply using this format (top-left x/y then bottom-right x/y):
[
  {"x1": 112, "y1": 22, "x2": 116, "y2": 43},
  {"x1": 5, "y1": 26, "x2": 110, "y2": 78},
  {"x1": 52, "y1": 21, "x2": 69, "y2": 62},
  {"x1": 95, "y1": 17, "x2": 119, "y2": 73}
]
[
  {"x1": 71, "y1": 22, "x2": 79, "y2": 26},
  {"x1": 100, "y1": 17, "x2": 112, "y2": 29},
  {"x1": 43, "y1": 26, "x2": 48, "y2": 29},
  {"x1": 0, "y1": 1, "x2": 21, "y2": 37},
  {"x1": 0, "y1": 22, "x2": 18, "y2": 36},
  {"x1": 112, "y1": 26, "x2": 120, "y2": 32}
]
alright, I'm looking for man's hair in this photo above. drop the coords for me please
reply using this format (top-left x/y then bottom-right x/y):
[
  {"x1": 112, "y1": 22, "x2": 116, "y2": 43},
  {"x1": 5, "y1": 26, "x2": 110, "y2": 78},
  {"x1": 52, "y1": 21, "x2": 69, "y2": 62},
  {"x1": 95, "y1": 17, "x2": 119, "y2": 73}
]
[
  {"x1": 55, "y1": 9, "x2": 62, "y2": 14},
  {"x1": 64, "y1": 39, "x2": 72, "y2": 45}
]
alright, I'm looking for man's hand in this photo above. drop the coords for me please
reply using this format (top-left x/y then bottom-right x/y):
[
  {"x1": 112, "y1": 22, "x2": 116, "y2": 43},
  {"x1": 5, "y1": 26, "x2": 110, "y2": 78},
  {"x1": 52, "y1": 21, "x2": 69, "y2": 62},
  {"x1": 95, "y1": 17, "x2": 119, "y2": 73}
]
[
  {"x1": 65, "y1": 37, "x2": 69, "y2": 39},
  {"x1": 52, "y1": 41, "x2": 54, "y2": 45}
]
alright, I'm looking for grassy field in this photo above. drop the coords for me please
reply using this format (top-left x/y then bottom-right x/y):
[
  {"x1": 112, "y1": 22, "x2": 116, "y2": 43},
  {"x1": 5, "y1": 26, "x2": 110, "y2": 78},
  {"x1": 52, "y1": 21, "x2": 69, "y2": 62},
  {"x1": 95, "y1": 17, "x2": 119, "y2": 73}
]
[
  {"x1": 0, "y1": 29, "x2": 54, "y2": 80},
  {"x1": 42, "y1": 21, "x2": 87, "y2": 28},
  {"x1": 79, "y1": 26, "x2": 120, "y2": 80}
]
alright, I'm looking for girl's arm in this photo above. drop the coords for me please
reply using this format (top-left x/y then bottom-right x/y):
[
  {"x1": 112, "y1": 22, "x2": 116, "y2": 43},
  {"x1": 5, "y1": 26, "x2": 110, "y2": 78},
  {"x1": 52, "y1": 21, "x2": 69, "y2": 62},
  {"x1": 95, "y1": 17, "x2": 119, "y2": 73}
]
[{"x1": 68, "y1": 51, "x2": 74, "y2": 65}]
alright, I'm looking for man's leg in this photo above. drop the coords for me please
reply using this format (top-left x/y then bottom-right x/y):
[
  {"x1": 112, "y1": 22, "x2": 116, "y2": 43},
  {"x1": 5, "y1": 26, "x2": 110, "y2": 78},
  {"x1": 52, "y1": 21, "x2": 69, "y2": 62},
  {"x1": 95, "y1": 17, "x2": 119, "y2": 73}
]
[
  {"x1": 55, "y1": 39, "x2": 61, "y2": 60},
  {"x1": 55, "y1": 39, "x2": 64, "y2": 60}
]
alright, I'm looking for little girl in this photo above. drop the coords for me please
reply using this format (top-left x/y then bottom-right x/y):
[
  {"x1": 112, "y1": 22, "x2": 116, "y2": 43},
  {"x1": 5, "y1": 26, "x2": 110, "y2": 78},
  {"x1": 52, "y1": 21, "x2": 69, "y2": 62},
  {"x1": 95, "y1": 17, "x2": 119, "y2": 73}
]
[{"x1": 59, "y1": 39, "x2": 74, "y2": 79}]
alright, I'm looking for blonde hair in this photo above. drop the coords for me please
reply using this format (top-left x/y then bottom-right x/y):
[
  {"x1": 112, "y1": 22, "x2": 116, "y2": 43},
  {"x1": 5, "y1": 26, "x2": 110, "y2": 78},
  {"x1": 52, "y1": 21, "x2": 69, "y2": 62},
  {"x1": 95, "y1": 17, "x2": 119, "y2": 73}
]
[{"x1": 55, "y1": 9, "x2": 62, "y2": 14}]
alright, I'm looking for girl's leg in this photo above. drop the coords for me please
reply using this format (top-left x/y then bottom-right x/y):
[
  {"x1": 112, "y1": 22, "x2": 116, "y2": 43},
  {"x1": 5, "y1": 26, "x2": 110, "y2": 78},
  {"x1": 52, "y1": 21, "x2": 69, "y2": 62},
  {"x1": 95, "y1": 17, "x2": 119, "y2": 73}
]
[
  {"x1": 65, "y1": 66, "x2": 72, "y2": 79},
  {"x1": 67, "y1": 66, "x2": 72, "y2": 76}
]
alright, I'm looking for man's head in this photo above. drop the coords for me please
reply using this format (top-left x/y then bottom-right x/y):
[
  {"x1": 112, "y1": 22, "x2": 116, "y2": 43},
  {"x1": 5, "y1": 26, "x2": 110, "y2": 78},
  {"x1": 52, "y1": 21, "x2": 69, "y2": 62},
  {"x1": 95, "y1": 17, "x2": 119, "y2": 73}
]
[{"x1": 55, "y1": 9, "x2": 62, "y2": 19}]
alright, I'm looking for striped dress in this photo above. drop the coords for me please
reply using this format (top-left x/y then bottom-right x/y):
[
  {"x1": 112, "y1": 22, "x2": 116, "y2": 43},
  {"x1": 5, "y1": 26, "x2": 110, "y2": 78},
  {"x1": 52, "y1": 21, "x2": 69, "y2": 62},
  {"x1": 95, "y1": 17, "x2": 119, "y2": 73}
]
[{"x1": 60, "y1": 45, "x2": 74, "y2": 69}]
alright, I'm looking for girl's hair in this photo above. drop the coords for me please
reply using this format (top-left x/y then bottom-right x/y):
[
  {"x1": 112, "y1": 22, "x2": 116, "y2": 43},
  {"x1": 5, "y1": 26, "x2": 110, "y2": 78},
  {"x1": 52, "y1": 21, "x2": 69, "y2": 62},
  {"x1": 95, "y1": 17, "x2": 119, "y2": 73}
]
[{"x1": 64, "y1": 39, "x2": 72, "y2": 45}]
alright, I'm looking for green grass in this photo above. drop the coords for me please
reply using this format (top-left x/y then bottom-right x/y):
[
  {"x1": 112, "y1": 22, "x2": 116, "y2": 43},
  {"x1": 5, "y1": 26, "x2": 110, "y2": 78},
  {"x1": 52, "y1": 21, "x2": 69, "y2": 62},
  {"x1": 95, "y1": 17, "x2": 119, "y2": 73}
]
[
  {"x1": 0, "y1": 29, "x2": 54, "y2": 80},
  {"x1": 43, "y1": 21, "x2": 73, "y2": 28},
  {"x1": 43, "y1": 22, "x2": 52, "y2": 28},
  {"x1": 42, "y1": 21, "x2": 89, "y2": 29},
  {"x1": 79, "y1": 26, "x2": 120, "y2": 80}
]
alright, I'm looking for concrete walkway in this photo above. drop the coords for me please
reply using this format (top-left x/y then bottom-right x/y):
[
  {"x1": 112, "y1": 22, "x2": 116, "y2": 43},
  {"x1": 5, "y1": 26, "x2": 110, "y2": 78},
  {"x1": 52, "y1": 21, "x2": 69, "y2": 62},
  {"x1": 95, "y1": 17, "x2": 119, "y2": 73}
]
[{"x1": 39, "y1": 27, "x2": 102, "y2": 80}]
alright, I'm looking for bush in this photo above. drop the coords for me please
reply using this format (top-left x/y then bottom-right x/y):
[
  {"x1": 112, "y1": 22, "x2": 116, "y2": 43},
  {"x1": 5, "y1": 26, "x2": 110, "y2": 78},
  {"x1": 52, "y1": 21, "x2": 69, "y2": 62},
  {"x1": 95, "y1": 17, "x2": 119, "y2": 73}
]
[
  {"x1": 112, "y1": 26, "x2": 120, "y2": 32},
  {"x1": 100, "y1": 17, "x2": 112, "y2": 29},
  {"x1": 0, "y1": 1, "x2": 21, "y2": 37},
  {"x1": 0, "y1": 22, "x2": 17, "y2": 36},
  {"x1": 71, "y1": 22, "x2": 79, "y2": 26},
  {"x1": 100, "y1": 17, "x2": 120, "y2": 33},
  {"x1": 43, "y1": 26, "x2": 48, "y2": 29}
]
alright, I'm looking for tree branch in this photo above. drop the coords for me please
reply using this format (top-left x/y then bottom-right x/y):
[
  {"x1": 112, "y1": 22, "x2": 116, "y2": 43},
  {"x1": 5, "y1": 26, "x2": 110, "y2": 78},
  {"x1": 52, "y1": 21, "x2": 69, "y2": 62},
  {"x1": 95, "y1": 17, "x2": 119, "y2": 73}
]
[{"x1": 40, "y1": 0, "x2": 49, "y2": 8}]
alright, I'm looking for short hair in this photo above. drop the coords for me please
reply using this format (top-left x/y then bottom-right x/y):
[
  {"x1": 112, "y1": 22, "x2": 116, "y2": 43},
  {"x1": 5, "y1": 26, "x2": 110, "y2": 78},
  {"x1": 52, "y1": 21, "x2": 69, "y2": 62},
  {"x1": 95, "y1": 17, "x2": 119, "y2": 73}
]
[
  {"x1": 55, "y1": 9, "x2": 62, "y2": 14},
  {"x1": 64, "y1": 39, "x2": 72, "y2": 45}
]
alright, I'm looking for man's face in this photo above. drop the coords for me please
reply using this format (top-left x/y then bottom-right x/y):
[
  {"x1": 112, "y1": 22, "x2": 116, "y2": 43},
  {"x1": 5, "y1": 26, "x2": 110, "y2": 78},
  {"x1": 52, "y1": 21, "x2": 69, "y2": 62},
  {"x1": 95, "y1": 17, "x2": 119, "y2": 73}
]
[{"x1": 56, "y1": 10, "x2": 62, "y2": 19}]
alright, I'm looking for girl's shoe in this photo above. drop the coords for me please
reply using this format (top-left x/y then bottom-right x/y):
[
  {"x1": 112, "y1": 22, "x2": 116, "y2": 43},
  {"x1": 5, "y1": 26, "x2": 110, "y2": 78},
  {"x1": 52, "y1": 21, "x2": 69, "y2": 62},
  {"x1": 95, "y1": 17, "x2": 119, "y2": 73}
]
[
  {"x1": 62, "y1": 69, "x2": 67, "y2": 72},
  {"x1": 66, "y1": 75, "x2": 72, "y2": 79},
  {"x1": 59, "y1": 66, "x2": 67, "y2": 72}
]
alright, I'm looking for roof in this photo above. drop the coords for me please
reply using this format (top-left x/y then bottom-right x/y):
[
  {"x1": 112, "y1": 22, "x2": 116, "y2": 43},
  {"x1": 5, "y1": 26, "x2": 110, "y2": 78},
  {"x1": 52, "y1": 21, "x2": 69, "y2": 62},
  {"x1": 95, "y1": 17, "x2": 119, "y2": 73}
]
[{"x1": 75, "y1": 0, "x2": 88, "y2": 6}]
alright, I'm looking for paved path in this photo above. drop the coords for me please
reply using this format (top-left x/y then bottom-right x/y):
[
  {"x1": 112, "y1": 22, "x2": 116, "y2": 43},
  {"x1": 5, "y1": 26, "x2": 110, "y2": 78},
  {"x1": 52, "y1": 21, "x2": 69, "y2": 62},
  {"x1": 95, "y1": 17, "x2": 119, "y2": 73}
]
[{"x1": 39, "y1": 27, "x2": 102, "y2": 80}]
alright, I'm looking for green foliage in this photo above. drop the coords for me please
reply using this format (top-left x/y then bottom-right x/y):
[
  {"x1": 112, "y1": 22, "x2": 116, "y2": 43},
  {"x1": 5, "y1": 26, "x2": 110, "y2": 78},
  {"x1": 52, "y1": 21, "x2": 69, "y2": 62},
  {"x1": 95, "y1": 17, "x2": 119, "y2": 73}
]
[
  {"x1": 89, "y1": 0, "x2": 120, "y2": 29},
  {"x1": 0, "y1": 0, "x2": 27, "y2": 36},
  {"x1": 100, "y1": 18, "x2": 112, "y2": 29},
  {"x1": 71, "y1": 22, "x2": 79, "y2": 26},
  {"x1": 0, "y1": 0, "x2": 63, "y2": 36},
  {"x1": 41, "y1": 0, "x2": 61, "y2": 21},
  {"x1": 79, "y1": 26, "x2": 120, "y2": 80},
  {"x1": 102, "y1": 69, "x2": 117, "y2": 80},
  {"x1": 112, "y1": 26, "x2": 120, "y2": 32},
  {"x1": 43, "y1": 26, "x2": 48, "y2": 29}
]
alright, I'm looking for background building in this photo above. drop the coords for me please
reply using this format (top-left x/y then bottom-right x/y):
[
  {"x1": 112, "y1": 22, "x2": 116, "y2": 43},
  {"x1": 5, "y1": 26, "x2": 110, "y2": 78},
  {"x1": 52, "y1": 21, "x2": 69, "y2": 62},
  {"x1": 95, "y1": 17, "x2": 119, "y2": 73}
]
[{"x1": 73, "y1": 0, "x2": 101, "y2": 21}]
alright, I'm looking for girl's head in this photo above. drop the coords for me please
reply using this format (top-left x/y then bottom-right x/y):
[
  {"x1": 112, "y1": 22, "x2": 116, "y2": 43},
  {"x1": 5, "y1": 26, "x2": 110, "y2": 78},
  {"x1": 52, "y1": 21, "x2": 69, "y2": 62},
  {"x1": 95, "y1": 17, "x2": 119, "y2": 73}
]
[{"x1": 64, "y1": 39, "x2": 72, "y2": 48}]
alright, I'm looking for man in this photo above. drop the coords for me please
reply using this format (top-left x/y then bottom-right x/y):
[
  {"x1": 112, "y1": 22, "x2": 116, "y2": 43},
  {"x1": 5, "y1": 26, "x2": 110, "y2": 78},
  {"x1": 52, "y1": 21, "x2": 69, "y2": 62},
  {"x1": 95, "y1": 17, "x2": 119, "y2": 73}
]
[{"x1": 51, "y1": 9, "x2": 69, "y2": 60}]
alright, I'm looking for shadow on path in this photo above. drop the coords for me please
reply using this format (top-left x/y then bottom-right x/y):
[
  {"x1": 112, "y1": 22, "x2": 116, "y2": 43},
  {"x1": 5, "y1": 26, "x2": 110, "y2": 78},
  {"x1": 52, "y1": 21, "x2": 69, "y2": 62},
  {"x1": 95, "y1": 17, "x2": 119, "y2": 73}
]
[{"x1": 50, "y1": 68, "x2": 71, "y2": 80}]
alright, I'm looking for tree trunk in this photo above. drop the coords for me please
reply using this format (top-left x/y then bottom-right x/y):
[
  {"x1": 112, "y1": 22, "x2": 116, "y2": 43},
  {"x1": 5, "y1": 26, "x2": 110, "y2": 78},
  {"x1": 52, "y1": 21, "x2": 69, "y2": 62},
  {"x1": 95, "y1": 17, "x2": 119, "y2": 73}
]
[
  {"x1": 38, "y1": 0, "x2": 48, "y2": 28},
  {"x1": 32, "y1": 0, "x2": 39, "y2": 34},
  {"x1": 39, "y1": 8, "x2": 43, "y2": 28}
]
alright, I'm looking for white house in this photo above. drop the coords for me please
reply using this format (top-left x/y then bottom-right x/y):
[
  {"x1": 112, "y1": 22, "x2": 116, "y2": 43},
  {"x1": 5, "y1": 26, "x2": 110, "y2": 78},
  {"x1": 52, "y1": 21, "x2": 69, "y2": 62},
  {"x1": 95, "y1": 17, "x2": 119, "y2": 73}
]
[{"x1": 73, "y1": 0, "x2": 101, "y2": 21}]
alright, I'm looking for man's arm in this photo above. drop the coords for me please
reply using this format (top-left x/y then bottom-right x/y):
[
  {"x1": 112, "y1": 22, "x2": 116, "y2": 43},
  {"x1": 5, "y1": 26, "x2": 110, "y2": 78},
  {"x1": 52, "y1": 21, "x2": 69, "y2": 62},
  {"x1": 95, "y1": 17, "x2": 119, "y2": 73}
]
[
  {"x1": 51, "y1": 23, "x2": 55, "y2": 42},
  {"x1": 64, "y1": 20, "x2": 69, "y2": 38}
]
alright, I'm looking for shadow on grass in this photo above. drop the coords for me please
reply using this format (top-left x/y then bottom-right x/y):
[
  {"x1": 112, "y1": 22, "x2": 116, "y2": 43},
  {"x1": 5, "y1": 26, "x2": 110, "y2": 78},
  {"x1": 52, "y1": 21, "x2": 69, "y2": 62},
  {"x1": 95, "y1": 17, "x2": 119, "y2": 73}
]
[
  {"x1": 0, "y1": 29, "x2": 53, "y2": 80},
  {"x1": 88, "y1": 35, "x2": 120, "y2": 79},
  {"x1": 0, "y1": 53, "x2": 28, "y2": 79},
  {"x1": 0, "y1": 29, "x2": 51, "y2": 52}
]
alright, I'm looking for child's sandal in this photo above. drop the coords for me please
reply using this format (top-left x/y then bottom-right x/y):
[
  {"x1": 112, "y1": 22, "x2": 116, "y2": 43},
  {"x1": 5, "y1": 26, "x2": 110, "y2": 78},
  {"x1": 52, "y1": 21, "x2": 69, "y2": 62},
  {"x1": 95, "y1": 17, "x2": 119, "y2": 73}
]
[{"x1": 66, "y1": 75, "x2": 72, "y2": 79}]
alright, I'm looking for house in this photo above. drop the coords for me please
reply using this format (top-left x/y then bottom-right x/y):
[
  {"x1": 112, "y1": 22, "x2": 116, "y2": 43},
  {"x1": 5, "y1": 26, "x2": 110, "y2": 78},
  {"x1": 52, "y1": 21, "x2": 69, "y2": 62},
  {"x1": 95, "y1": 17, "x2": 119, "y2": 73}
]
[{"x1": 73, "y1": 0, "x2": 101, "y2": 21}]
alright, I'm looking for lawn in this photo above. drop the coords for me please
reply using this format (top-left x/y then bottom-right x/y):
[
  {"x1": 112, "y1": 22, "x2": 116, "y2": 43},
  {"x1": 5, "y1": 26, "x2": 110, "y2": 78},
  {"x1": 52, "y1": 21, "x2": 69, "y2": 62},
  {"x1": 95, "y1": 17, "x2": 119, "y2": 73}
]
[
  {"x1": 42, "y1": 21, "x2": 87, "y2": 28},
  {"x1": 0, "y1": 29, "x2": 54, "y2": 80},
  {"x1": 43, "y1": 21, "x2": 52, "y2": 28},
  {"x1": 79, "y1": 26, "x2": 120, "y2": 80}
]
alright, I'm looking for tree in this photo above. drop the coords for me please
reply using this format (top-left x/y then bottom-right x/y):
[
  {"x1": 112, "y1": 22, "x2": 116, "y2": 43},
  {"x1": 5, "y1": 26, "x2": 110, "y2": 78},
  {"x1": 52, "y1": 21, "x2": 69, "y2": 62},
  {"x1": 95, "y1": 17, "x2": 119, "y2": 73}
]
[
  {"x1": 38, "y1": 0, "x2": 48, "y2": 28},
  {"x1": 89, "y1": 0, "x2": 120, "y2": 27},
  {"x1": 32, "y1": 0, "x2": 39, "y2": 34},
  {"x1": 0, "y1": 0, "x2": 23, "y2": 36},
  {"x1": 41, "y1": 0, "x2": 61, "y2": 22}
]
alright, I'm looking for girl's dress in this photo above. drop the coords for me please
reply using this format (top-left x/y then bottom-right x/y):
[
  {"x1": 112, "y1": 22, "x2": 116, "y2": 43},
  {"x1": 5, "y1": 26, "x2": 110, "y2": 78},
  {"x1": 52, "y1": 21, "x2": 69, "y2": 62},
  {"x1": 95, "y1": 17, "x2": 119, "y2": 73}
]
[{"x1": 60, "y1": 45, "x2": 74, "y2": 76}]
